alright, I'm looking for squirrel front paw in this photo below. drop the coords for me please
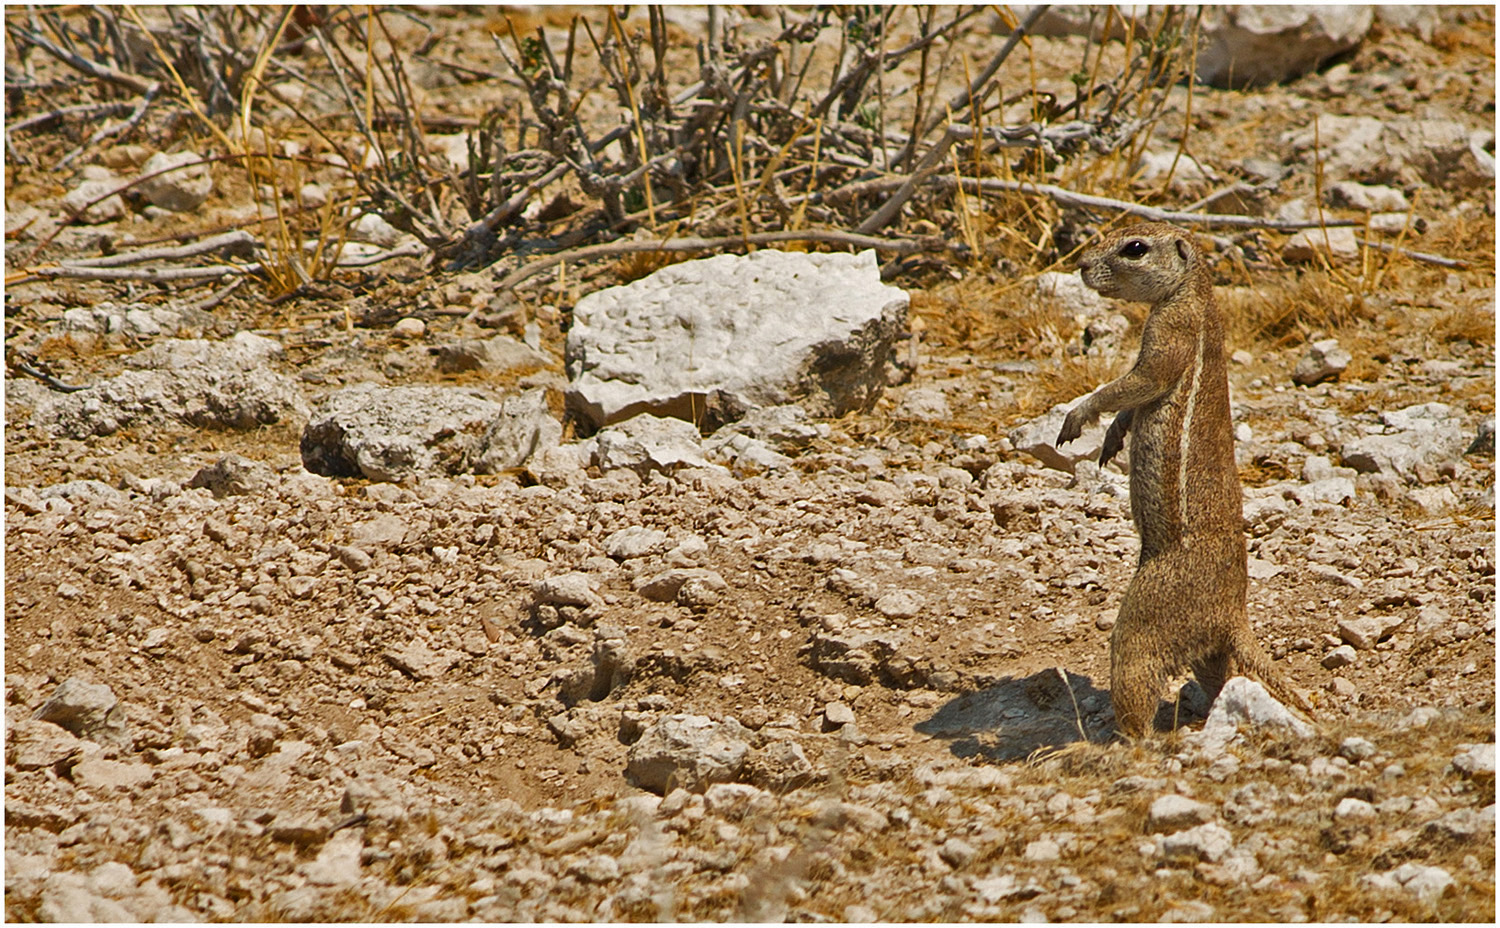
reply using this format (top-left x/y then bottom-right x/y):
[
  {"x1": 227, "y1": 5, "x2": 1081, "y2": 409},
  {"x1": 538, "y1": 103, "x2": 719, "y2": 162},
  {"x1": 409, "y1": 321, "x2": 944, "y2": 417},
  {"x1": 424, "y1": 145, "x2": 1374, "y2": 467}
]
[{"x1": 1056, "y1": 409, "x2": 1087, "y2": 446}]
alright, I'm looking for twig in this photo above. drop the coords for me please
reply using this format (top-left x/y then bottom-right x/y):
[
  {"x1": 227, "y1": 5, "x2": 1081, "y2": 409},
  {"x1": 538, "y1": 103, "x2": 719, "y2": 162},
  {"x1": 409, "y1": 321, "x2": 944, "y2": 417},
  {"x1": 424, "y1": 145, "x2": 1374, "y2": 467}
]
[
  {"x1": 9, "y1": 25, "x2": 157, "y2": 95},
  {"x1": 953, "y1": 177, "x2": 1361, "y2": 230},
  {"x1": 188, "y1": 277, "x2": 246, "y2": 312},
  {"x1": 329, "y1": 240, "x2": 427, "y2": 267},
  {"x1": 895, "y1": 5, "x2": 1051, "y2": 166},
  {"x1": 1355, "y1": 238, "x2": 1468, "y2": 270},
  {"x1": 18, "y1": 264, "x2": 257, "y2": 284},
  {"x1": 9, "y1": 359, "x2": 90, "y2": 393},
  {"x1": 489, "y1": 229, "x2": 950, "y2": 296},
  {"x1": 58, "y1": 83, "x2": 161, "y2": 169},
  {"x1": 857, "y1": 123, "x2": 973, "y2": 234},
  {"x1": 5, "y1": 100, "x2": 136, "y2": 138},
  {"x1": 61, "y1": 231, "x2": 258, "y2": 268}
]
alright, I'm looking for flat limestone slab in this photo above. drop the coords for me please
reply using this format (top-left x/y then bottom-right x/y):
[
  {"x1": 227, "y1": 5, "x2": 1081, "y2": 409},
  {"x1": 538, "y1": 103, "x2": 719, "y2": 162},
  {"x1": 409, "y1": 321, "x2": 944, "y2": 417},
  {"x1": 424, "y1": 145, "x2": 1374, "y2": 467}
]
[{"x1": 565, "y1": 249, "x2": 909, "y2": 431}]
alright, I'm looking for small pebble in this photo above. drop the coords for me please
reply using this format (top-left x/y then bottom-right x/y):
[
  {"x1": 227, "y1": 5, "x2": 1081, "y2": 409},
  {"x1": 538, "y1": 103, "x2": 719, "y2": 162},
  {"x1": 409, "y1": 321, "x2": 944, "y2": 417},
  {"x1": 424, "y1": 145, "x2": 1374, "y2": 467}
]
[{"x1": 393, "y1": 317, "x2": 426, "y2": 339}]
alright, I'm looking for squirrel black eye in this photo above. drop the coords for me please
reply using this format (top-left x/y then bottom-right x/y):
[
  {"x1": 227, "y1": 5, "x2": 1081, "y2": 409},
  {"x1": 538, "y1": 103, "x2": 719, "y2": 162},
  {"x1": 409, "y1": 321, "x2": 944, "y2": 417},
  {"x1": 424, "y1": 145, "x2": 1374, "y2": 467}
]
[{"x1": 1119, "y1": 240, "x2": 1150, "y2": 259}]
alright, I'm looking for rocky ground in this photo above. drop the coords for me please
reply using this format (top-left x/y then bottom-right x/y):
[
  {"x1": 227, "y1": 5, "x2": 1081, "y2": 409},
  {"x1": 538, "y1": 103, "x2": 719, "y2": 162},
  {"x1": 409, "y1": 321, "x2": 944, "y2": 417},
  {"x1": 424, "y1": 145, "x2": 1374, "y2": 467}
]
[{"x1": 4, "y1": 6, "x2": 1496, "y2": 923}]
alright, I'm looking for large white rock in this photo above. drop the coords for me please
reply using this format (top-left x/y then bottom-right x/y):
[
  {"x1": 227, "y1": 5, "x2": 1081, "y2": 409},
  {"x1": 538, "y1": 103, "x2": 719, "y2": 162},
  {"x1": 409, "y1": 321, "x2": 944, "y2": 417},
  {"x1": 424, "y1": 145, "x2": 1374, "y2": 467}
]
[
  {"x1": 1195, "y1": 6, "x2": 1373, "y2": 88},
  {"x1": 565, "y1": 249, "x2": 909, "y2": 430}
]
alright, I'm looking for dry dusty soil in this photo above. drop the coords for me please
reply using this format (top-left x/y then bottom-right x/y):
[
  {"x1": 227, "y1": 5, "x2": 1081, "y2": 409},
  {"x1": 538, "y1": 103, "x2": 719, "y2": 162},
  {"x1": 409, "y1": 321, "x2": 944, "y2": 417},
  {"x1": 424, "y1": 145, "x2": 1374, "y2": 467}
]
[{"x1": 4, "y1": 6, "x2": 1496, "y2": 923}]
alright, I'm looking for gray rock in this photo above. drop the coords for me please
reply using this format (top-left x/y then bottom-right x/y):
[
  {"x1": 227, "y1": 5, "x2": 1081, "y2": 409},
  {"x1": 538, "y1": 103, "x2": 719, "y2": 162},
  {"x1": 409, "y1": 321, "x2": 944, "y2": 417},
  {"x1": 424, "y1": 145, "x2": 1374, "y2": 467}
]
[
  {"x1": 62, "y1": 177, "x2": 127, "y2": 223},
  {"x1": 1161, "y1": 822, "x2": 1235, "y2": 863},
  {"x1": 604, "y1": 526, "x2": 671, "y2": 560},
  {"x1": 38, "y1": 479, "x2": 127, "y2": 507},
  {"x1": 1332, "y1": 797, "x2": 1377, "y2": 823},
  {"x1": 432, "y1": 335, "x2": 550, "y2": 374},
  {"x1": 63, "y1": 303, "x2": 187, "y2": 338},
  {"x1": 1341, "y1": 403, "x2": 1469, "y2": 484},
  {"x1": 6, "y1": 719, "x2": 84, "y2": 770},
  {"x1": 633, "y1": 567, "x2": 727, "y2": 609},
  {"x1": 302, "y1": 383, "x2": 557, "y2": 482},
  {"x1": 1148, "y1": 794, "x2": 1216, "y2": 831},
  {"x1": 1336, "y1": 741, "x2": 1379, "y2": 769},
  {"x1": 32, "y1": 677, "x2": 131, "y2": 750},
  {"x1": 1337, "y1": 614, "x2": 1404, "y2": 650},
  {"x1": 127, "y1": 331, "x2": 283, "y2": 371},
  {"x1": 137, "y1": 150, "x2": 213, "y2": 211},
  {"x1": 625, "y1": 714, "x2": 755, "y2": 794},
  {"x1": 1283, "y1": 116, "x2": 1493, "y2": 192},
  {"x1": 1321, "y1": 644, "x2": 1357, "y2": 669},
  {"x1": 532, "y1": 573, "x2": 602, "y2": 608},
  {"x1": 809, "y1": 622, "x2": 914, "y2": 687},
  {"x1": 1035, "y1": 270, "x2": 1113, "y2": 316},
  {"x1": 471, "y1": 388, "x2": 565, "y2": 473},
  {"x1": 823, "y1": 701, "x2": 857, "y2": 730},
  {"x1": 1293, "y1": 476, "x2": 1356, "y2": 506},
  {"x1": 894, "y1": 386, "x2": 952, "y2": 422},
  {"x1": 565, "y1": 249, "x2": 909, "y2": 430},
  {"x1": 710, "y1": 403, "x2": 828, "y2": 451},
  {"x1": 1326, "y1": 181, "x2": 1410, "y2": 212},
  {"x1": 1293, "y1": 338, "x2": 1352, "y2": 385},
  {"x1": 594, "y1": 414, "x2": 713, "y2": 474},
  {"x1": 1421, "y1": 806, "x2": 1496, "y2": 843},
  {"x1": 1022, "y1": 837, "x2": 1061, "y2": 861},
  {"x1": 703, "y1": 431, "x2": 793, "y2": 473},
  {"x1": 938, "y1": 837, "x2": 978, "y2": 868},
  {"x1": 744, "y1": 739, "x2": 815, "y2": 792},
  {"x1": 973, "y1": 873, "x2": 1044, "y2": 903},
  {"x1": 349, "y1": 211, "x2": 404, "y2": 247},
  {"x1": 1009, "y1": 398, "x2": 1112, "y2": 473},
  {"x1": 302, "y1": 831, "x2": 364, "y2": 886},
  {"x1": 1283, "y1": 227, "x2": 1360, "y2": 263},
  {"x1": 30, "y1": 334, "x2": 303, "y2": 439},
  {"x1": 381, "y1": 639, "x2": 455, "y2": 681},
  {"x1": 1360, "y1": 863, "x2": 1454, "y2": 905},
  {"x1": 1160, "y1": 901, "x2": 1217, "y2": 923},
  {"x1": 1194, "y1": 6, "x2": 1372, "y2": 88},
  {"x1": 873, "y1": 589, "x2": 924, "y2": 619},
  {"x1": 71, "y1": 757, "x2": 155, "y2": 791},
  {"x1": 187, "y1": 454, "x2": 278, "y2": 498},
  {"x1": 1451, "y1": 743, "x2": 1495, "y2": 781},
  {"x1": 1195, "y1": 677, "x2": 1313, "y2": 754}
]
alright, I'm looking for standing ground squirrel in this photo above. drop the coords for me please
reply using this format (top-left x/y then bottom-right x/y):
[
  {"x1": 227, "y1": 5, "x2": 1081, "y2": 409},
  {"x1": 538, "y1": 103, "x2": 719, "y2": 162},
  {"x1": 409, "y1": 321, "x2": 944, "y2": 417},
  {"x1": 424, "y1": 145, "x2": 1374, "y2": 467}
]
[{"x1": 1056, "y1": 222, "x2": 1311, "y2": 737}]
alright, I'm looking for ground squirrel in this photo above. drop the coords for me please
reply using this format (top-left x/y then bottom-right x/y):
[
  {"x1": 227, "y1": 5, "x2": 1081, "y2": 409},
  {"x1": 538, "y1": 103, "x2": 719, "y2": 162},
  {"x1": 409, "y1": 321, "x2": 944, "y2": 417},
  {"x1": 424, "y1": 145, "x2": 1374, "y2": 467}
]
[{"x1": 1056, "y1": 222, "x2": 1311, "y2": 737}]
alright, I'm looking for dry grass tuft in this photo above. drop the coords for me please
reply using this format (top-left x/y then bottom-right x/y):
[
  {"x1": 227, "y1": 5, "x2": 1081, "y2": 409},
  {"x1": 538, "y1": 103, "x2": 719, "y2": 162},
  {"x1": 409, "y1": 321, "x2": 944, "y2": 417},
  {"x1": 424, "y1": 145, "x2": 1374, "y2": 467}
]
[
  {"x1": 1223, "y1": 272, "x2": 1375, "y2": 350},
  {"x1": 1430, "y1": 305, "x2": 1496, "y2": 347},
  {"x1": 612, "y1": 248, "x2": 690, "y2": 284},
  {"x1": 912, "y1": 278, "x2": 1085, "y2": 358},
  {"x1": 1016, "y1": 353, "x2": 1132, "y2": 420}
]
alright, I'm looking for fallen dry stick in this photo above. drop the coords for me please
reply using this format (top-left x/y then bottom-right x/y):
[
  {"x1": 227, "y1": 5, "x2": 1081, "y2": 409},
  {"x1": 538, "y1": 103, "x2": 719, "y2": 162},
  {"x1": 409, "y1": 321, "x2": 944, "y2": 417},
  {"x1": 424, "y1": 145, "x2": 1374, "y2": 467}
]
[
  {"x1": 1355, "y1": 237, "x2": 1468, "y2": 270},
  {"x1": 60, "y1": 231, "x2": 259, "y2": 268},
  {"x1": 955, "y1": 177, "x2": 1362, "y2": 230}
]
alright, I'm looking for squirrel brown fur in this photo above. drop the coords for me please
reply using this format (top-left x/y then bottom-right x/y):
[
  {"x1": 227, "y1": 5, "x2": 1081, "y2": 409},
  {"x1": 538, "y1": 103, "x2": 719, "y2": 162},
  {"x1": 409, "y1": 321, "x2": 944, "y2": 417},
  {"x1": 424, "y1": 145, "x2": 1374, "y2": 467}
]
[{"x1": 1057, "y1": 222, "x2": 1312, "y2": 737}]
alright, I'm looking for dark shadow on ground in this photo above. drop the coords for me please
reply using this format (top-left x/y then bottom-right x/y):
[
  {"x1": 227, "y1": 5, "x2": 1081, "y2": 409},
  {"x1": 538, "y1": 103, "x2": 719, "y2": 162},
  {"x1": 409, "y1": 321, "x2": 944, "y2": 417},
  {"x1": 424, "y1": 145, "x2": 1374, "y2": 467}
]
[{"x1": 914, "y1": 667, "x2": 1215, "y2": 762}]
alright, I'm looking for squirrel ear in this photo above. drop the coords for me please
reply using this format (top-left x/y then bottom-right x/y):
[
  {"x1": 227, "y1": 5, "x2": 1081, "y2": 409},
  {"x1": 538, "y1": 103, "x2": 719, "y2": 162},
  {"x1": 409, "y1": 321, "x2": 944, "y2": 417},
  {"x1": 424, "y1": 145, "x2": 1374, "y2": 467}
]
[{"x1": 1175, "y1": 239, "x2": 1191, "y2": 263}]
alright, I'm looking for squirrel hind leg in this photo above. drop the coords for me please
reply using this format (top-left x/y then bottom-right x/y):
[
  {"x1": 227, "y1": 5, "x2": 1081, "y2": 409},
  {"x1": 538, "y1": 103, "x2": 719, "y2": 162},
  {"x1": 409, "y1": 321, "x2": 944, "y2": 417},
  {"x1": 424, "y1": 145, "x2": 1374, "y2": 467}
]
[{"x1": 1191, "y1": 649, "x2": 1230, "y2": 704}]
